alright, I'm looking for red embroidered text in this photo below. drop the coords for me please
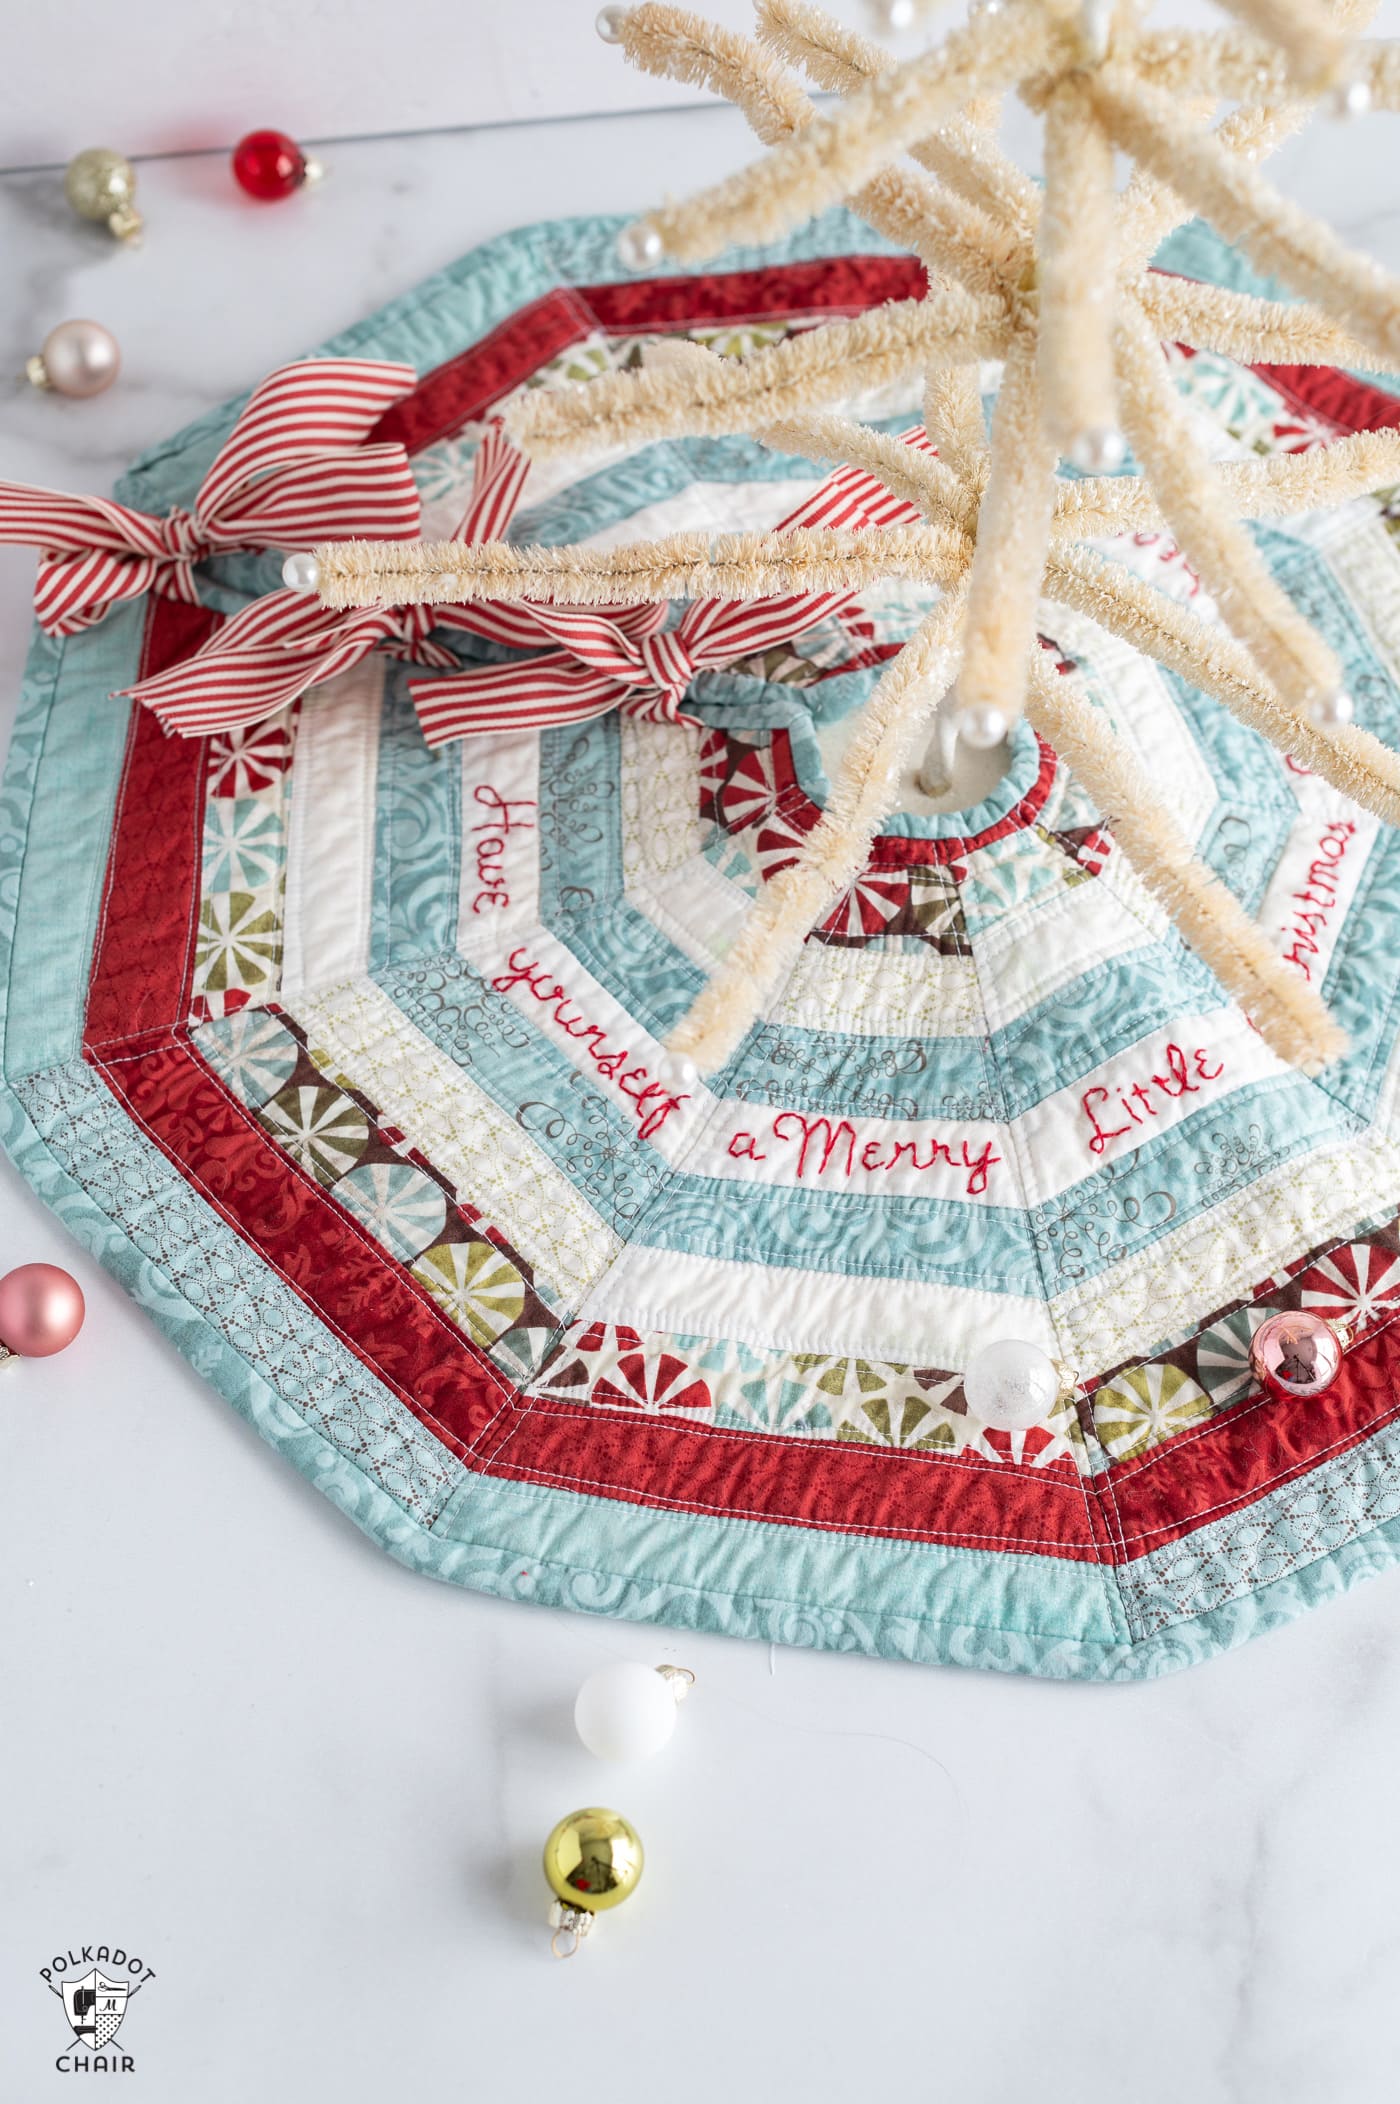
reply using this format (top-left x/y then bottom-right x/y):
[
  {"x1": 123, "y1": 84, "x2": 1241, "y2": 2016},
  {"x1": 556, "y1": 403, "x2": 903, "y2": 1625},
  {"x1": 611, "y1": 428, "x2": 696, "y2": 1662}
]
[
  {"x1": 491, "y1": 948, "x2": 689, "y2": 1140},
  {"x1": 1279, "y1": 820, "x2": 1358, "y2": 981},
  {"x1": 1080, "y1": 1041, "x2": 1226, "y2": 1156},
  {"x1": 728, "y1": 1112, "x2": 1002, "y2": 1196},
  {"x1": 470, "y1": 784, "x2": 535, "y2": 914}
]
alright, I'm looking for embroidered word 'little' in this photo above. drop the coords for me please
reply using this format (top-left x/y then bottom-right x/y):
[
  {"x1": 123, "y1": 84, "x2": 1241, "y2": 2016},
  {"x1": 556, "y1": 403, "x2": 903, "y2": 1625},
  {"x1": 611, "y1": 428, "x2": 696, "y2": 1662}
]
[
  {"x1": 1080, "y1": 1041, "x2": 1225, "y2": 1156},
  {"x1": 728, "y1": 1112, "x2": 1002, "y2": 1197},
  {"x1": 491, "y1": 949, "x2": 689, "y2": 1140}
]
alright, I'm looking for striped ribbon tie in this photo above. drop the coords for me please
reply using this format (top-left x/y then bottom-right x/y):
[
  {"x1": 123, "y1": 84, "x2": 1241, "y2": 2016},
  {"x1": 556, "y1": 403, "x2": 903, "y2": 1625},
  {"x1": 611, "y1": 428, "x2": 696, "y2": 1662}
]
[
  {"x1": 118, "y1": 420, "x2": 934, "y2": 738},
  {"x1": 407, "y1": 423, "x2": 930, "y2": 746},
  {"x1": 0, "y1": 358, "x2": 423, "y2": 636}
]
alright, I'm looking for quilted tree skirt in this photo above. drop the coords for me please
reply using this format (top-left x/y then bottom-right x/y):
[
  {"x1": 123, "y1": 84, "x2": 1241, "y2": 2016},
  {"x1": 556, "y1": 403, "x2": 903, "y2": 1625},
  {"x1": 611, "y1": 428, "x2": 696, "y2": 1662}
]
[{"x1": 7, "y1": 209, "x2": 1400, "y2": 1680}]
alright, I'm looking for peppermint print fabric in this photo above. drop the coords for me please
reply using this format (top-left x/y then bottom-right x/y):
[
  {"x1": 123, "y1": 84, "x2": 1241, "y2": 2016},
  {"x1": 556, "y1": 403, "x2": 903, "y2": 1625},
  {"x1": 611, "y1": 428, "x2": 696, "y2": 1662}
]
[{"x1": 7, "y1": 209, "x2": 1400, "y2": 1679}]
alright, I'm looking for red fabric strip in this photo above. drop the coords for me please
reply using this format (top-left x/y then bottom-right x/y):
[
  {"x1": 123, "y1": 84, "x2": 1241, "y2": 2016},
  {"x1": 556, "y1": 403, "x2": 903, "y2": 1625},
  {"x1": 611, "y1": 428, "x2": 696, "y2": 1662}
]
[
  {"x1": 1252, "y1": 360, "x2": 1400, "y2": 438},
  {"x1": 582, "y1": 254, "x2": 926, "y2": 334},
  {"x1": 97, "y1": 1037, "x2": 507, "y2": 1458},
  {"x1": 1105, "y1": 1318, "x2": 1400, "y2": 1560},
  {"x1": 443, "y1": 1394, "x2": 1101, "y2": 1560},
  {"x1": 84, "y1": 597, "x2": 216, "y2": 1054},
  {"x1": 372, "y1": 287, "x2": 592, "y2": 455},
  {"x1": 372, "y1": 255, "x2": 928, "y2": 457}
]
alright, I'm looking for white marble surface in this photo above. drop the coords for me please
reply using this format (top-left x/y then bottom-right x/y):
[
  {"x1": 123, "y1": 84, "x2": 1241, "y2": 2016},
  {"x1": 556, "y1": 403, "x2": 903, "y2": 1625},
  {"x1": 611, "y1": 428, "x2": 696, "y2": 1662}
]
[{"x1": 6, "y1": 93, "x2": 1400, "y2": 2104}]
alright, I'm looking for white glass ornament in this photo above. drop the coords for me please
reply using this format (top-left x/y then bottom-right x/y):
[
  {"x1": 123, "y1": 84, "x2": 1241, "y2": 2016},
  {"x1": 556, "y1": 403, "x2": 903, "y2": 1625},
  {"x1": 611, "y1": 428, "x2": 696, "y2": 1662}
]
[
  {"x1": 575, "y1": 1661, "x2": 693, "y2": 1760},
  {"x1": 964, "y1": 1339, "x2": 1060, "y2": 1430},
  {"x1": 282, "y1": 551, "x2": 321, "y2": 594},
  {"x1": 596, "y1": 5, "x2": 629, "y2": 39},
  {"x1": 869, "y1": 0, "x2": 917, "y2": 30}
]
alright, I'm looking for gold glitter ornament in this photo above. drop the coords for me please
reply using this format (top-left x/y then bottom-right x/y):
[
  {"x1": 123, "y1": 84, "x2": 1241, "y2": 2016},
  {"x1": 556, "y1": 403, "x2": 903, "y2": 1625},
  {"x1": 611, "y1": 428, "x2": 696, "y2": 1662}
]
[
  {"x1": 542, "y1": 1806, "x2": 644, "y2": 1957},
  {"x1": 64, "y1": 149, "x2": 142, "y2": 244}
]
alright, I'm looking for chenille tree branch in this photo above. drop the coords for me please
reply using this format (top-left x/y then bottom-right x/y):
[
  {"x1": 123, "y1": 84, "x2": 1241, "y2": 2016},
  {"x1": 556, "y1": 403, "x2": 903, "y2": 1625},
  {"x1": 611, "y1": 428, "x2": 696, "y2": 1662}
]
[{"x1": 312, "y1": 0, "x2": 1400, "y2": 1079}]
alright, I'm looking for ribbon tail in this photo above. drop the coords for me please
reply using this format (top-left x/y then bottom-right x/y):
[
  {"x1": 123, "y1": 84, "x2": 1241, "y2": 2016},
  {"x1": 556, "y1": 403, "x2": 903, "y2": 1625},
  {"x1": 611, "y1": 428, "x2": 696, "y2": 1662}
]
[
  {"x1": 409, "y1": 657, "x2": 633, "y2": 746},
  {"x1": 117, "y1": 593, "x2": 398, "y2": 736}
]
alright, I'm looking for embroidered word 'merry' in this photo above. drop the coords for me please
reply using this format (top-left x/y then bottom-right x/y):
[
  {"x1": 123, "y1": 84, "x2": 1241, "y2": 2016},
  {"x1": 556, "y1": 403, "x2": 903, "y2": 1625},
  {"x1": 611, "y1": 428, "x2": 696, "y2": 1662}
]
[{"x1": 728, "y1": 1112, "x2": 1002, "y2": 1197}]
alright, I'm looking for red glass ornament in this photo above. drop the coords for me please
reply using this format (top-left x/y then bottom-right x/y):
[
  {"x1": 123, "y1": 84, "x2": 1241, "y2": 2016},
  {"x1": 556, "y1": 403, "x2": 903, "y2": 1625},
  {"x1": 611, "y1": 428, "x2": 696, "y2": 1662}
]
[
  {"x1": 231, "y1": 129, "x2": 308, "y2": 202},
  {"x1": 1249, "y1": 1309, "x2": 1343, "y2": 1402}
]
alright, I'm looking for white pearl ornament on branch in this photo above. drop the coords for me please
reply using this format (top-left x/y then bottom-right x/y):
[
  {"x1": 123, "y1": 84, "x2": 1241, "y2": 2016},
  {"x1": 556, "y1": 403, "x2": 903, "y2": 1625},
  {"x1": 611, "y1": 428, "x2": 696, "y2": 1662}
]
[
  {"x1": 282, "y1": 551, "x2": 322, "y2": 594},
  {"x1": 618, "y1": 220, "x2": 665, "y2": 272}
]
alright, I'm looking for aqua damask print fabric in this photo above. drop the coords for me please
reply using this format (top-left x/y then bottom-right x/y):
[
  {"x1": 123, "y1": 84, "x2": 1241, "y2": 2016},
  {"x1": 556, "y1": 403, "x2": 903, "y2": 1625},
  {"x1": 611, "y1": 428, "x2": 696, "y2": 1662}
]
[{"x1": 6, "y1": 209, "x2": 1400, "y2": 1678}]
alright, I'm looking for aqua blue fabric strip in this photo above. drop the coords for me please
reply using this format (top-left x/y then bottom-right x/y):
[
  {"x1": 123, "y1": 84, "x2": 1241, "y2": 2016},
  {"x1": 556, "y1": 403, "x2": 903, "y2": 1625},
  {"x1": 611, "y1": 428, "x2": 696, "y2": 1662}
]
[
  {"x1": 114, "y1": 207, "x2": 906, "y2": 517},
  {"x1": 12, "y1": 1058, "x2": 469, "y2": 1525},
  {"x1": 370, "y1": 667, "x2": 462, "y2": 970},
  {"x1": 1, "y1": 608, "x2": 143, "y2": 1081},
  {"x1": 1119, "y1": 1404, "x2": 1400, "y2": 1641}
]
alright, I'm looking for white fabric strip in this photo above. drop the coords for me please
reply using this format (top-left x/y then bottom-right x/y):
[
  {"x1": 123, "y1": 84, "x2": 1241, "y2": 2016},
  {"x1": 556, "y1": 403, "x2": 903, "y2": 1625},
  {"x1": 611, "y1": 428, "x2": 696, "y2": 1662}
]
[
  {"x1": 1258, "y1": 775, "x2": 1379, "y2": 991},
  {"x1": 294, "y1": 977, "x2": 621, "y2": 1308},
  {"x1": 973, "y1": 870, "x2": 1167, "y2": 1035},
  {"x1": 775, "y1": 941, "x2": 985, "y2": 1038},
  {"x1": 577, "y1": 1243, "x2": 1060, "y2": 1367},
  {"x1": 619, "y1": 715, "x2": 703, "y2": 888},
  {"x1": 1043, "y1": 600, "x2": 1218, "y2": 847},
  {"x1": 1303, "y1": 505, "x2": 1400, "y2": 687},
  {"x1": 1014, "y1": 1006, "x2": 1284, "y2": 1204},
  {"x1": 281, "y1": 659, "x2": 384, "y2": 998},
  {"x1": 456, "y1": 728, "x2": 542, "y2": 961},
  {"x1": 1055, "y1": 1127, "x2": 1400, "y2": 1373},
  {"x1": 627, "y1": 865, "x2": 751, "y2": 973}
]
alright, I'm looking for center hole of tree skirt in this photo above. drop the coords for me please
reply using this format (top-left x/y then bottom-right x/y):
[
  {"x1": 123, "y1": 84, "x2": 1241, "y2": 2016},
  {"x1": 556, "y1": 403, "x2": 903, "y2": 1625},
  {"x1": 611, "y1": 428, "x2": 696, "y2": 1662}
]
[{"x1": 814, "y1": 704, "x2": 1012, "y2": 822}]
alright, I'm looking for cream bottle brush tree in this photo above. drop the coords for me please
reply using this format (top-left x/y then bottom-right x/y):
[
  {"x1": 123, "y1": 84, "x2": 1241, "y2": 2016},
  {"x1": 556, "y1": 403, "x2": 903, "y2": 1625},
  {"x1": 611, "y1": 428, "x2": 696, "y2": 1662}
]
[{"x1": 308, "y1": 0, "x2": 1400, "y2": 1079}]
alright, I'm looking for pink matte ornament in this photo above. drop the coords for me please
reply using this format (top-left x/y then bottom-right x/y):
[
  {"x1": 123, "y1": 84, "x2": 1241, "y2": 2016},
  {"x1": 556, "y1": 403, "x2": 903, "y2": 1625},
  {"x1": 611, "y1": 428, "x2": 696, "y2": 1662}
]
[
  {"x1": 1248, "y1": 1309, "x2": 1343, "y2": 1402},
  {"x1": 0, "y1": 1263, "x2": 85, "y2": 1360}
]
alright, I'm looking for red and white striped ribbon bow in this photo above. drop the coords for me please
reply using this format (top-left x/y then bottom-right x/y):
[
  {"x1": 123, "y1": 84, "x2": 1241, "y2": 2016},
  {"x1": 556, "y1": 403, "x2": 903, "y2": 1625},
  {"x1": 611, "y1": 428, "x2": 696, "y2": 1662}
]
[
  {"x1": 407, "y1": 422, "x2": 928, "y2": 746},
  {"x1": 116, "y1": 411, "x2": 531, "y2": 734},
  {"x1": 119, "y1": 420, "x2": 934, "y2": 738},
  {"x1": 0, "y1": 358, "x2": 422, "y2": 636}
]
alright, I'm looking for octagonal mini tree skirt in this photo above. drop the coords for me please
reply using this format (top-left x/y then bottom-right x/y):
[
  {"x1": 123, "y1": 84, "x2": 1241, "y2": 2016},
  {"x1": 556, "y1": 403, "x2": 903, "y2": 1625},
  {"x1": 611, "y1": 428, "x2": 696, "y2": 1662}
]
[{"x1": 7, "y1": 207, "x2": 1400, "y2": 1679}]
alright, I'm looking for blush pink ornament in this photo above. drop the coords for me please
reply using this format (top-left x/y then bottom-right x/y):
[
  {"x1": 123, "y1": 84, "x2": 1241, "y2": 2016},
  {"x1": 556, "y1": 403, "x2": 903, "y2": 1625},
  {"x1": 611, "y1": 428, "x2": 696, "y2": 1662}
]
[
  {"x1": 1248, "y1": 1309, "x2": 1343, "y2": 1402},
  {"x1": 0, "y1": 1263, "x2": 85, "y2": 1362}
]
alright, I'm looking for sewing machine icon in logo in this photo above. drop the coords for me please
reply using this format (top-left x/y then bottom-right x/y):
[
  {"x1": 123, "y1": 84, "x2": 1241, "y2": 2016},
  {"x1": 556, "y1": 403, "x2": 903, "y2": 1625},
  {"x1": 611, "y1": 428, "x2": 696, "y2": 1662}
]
[{"x1": 61, "y1": 1971, "x2": 130, "y2": 2052}]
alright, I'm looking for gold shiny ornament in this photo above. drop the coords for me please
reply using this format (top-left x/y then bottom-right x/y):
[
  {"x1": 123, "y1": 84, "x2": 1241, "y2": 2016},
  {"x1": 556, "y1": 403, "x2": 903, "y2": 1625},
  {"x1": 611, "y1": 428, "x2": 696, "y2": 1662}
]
[
  {"x1": 64, "y1": 149, "x2": 142, "y2": 244},
  {"x1": 542, "y1": 1806, "x2": 644, "y2": 1958}
]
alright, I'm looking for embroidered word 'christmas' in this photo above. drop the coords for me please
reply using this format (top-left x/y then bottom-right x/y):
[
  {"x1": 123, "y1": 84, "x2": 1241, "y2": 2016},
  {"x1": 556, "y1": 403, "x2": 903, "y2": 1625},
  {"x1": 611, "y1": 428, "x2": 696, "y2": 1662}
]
[
  {"x1": 728, "y1": 1113, "x2": 1002, "y2": 1196},
  {"x1": 490, "y1": 949, "x2": 689, "y2": 1139},
  {"x1": 1080, "y1": 1041, "x2": 1226, "y2": 1156},
  {"x1": 1279, "y1": 820, "x2": 1358, "y2": 981},
  {"x1": 470, "y1": 785, "x2": 535, "y2": 914}
]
